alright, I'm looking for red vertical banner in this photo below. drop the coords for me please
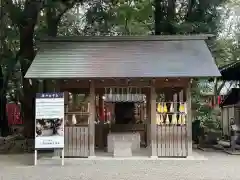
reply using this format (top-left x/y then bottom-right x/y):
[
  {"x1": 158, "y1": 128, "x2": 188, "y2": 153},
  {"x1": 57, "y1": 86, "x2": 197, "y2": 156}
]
[
  {"x1": 217, "y1": 96, "x2": 221, "y2": 105},
  {"x1": 6, "y1": 103, "x2": 23, "y2": 126}
]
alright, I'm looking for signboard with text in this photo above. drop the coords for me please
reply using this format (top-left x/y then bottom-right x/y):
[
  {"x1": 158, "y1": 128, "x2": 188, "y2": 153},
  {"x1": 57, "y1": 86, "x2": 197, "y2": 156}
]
[{"x1": 35, "y1": 92, "x2": 64, "y2": 149}]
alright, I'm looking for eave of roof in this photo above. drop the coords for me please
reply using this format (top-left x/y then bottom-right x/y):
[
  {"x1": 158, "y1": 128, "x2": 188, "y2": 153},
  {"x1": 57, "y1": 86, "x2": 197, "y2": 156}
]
[
  {"x1": 219, "y1": 61, "x2": 240, "y2": 81},
  {"x1": 219, "y1": 61, "x2": 240, "y2": 72}
]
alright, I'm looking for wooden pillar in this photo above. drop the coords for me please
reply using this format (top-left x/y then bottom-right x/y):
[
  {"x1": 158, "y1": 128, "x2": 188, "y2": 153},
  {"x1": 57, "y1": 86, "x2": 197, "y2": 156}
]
[
  {"x1": 98, "y1": 92, "x2": 104, "y2": 149},
  {"x1": 89, "y1": 80, "x2": 95, "y2": 157},
  {"x1": 150, "y1": 85, "x2": 157, "y2": 157},
  {"x1": 54, "y1": 90, "x2": 68, "y2": 157},
  {"x1": 54, "y1": 80, "x2": 60, "y2": 92},
  {"x1": 146, "y1": 91, "x2": 151, "y2": 147},
  {"x1": 72, "y1": 94, "x2": 78, "y2": 107},
  {"x1": 44, "y1": 80, "x2": 56, "y2": 92},
  {"x1": 99, "y1": 93, "x2": 104, "y2": 121},
  {"x1": 186, "y1": 81, "x2": 192, "y2": 156},
  {"x1": 38, "y1": 80, "x2": 43, "y2": 93}
]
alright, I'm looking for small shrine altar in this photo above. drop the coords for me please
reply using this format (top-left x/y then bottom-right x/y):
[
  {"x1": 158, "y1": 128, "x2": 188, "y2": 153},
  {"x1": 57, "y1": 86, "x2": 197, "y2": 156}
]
[{"x1": 24, "y1": 35, "x2": 220, "y2": 158}]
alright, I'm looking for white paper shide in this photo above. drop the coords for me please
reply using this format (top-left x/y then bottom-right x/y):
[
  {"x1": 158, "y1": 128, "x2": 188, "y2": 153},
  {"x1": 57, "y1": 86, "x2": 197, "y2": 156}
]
[{"x1": 35, "y1": 92, "x2": 64, "y2": 149}]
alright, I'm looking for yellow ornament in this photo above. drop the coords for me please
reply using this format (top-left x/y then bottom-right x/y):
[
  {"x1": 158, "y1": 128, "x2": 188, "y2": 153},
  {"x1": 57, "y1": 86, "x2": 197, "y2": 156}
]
[
  {"x1": 157, "y1": 103, "x2": 163, "y2": 113},
  {"x1": 170, "y1": 102, "x2": 174, "y2": 112},
  {"x1": 165, "y1": 114, "x2": 170, "y2": 125},
  {"x1": 163, "y1": 103, "x2": 168, "y2": 113},
  {"x1": 171, "y1": 114, "x2": 177, "y2": 125},
  {"x1": 179, "y1": 103, "x2": 184, "y2": 113}
]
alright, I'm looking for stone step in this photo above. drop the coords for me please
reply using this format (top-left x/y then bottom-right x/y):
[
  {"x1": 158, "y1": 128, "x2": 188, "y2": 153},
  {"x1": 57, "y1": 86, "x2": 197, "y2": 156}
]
[{"x1": 113, "y1": 141, "x2": 132, "y2": 157}]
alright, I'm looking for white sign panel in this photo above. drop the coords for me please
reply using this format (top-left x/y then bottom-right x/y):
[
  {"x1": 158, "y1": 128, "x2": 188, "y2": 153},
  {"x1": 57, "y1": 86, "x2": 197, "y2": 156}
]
[{"x1": 35, "y1": 92, "x2": 64, "y2": 149}]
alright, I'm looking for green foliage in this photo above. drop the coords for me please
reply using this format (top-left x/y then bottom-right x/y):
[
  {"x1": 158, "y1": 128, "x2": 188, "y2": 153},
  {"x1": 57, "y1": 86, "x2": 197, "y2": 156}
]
[
  {"x1": 0, "y1": 0, "x2": 239, "y2": 135},
  {"x1": 192, "y1": 80, "x2": 211, "y2": 117},
  {"x1": 211, "y1": 38, "x2": 240, "y2": 67},
  {"x1": 191, "y1": 79, "x2": 221, "y2": 131},
  {"x1": 84, "y1": 0, "x2": 153, "y2": 35},
  {"x1": 83, "y1": 0, "x2": 228, "y2": 35}
]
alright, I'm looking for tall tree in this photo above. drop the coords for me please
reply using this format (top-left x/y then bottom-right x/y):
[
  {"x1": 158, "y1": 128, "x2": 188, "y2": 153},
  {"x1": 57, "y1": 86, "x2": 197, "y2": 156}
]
[{"x1": 2, "y1": 0, "x2": 85, "y2": 137}]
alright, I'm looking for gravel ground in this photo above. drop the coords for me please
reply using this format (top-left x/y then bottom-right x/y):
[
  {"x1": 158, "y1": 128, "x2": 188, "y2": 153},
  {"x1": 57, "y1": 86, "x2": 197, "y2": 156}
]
[{"x1": 0, "y1": 150, "x2": 240, "y2": 180}]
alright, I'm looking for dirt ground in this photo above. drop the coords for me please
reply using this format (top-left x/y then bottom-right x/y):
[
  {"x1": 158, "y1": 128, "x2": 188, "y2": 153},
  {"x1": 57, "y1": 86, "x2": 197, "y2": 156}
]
[{"x1": 0, "y1": 150, "x2": 239, "y2": 180}]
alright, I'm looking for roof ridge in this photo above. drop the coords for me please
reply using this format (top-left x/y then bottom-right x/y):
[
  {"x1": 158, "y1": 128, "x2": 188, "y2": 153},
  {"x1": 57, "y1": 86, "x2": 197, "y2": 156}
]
[{"x1": 37, "y1": 34, "x2": 214, "y2": 42}]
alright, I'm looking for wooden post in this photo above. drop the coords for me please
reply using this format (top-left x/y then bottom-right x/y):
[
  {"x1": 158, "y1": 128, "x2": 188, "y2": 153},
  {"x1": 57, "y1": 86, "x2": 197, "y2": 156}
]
[
  {"x1": 98, "y1": 92, "x2": 104, "y2": 149},
  {"x1": 53, "y1": 80, "x2": 60, "y2": 92},
  {"x1": 186, "y1": 81, "x2": 192, "y2": 156},
  {"x1": 38, "y1": 80, "x2": 43, "y2": 93},
  {"x1": 89, "y1": 80, "x2": 95, "y2": 157},
  {"x1": 146, "y1": 91, "x2": 151, "y2": 147},
  {"x1": 227, "y1": 107, "x2": 229, "y2": 136},
  {"x1": 150, "y1": 84, "x2": 157, "y2": 157}
]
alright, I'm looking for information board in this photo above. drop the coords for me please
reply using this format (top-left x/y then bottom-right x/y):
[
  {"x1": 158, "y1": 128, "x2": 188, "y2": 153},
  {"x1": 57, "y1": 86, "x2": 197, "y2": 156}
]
[{"x1": 35, "y1": 92, "x2": 64, "y2": 149}]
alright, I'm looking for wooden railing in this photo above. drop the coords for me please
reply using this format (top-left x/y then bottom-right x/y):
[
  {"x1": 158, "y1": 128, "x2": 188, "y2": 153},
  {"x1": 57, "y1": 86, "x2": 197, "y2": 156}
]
[
  {"x1": 55, "y1": 126, "x2": 89, "y2": 157},
  {"x1": 156, "y1": 125, "x2": 187, "y2": 157}
]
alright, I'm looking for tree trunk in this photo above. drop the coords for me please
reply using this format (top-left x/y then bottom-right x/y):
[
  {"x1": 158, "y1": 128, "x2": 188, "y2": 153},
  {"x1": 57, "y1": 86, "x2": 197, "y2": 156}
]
[
  {"x1": 0, "y1": 68, "x2": 9, "y2": 137},
  {"x1": 166, "y1": 0, "x2": 176, "y2": 34},
  {"x1": 18, "y1": 1, "x2": 75, "y2": 137},
  {"x1": 0, "y1": 92, "x2": 8, "y2": 137},
  {"x1": 154, "y1": 0, "x2": 166, "y2": 35},
  {"x1": 154, "y1": 0, "x2": 162, "y2": 35},
  {"x1": 43, "y1": 8, "x2": 59, "y2": 93},
  {"x1": 19, "y1": 1, "x2": 41, "y2": 138},
  {"x1": 46, "y1": 7, "x2": 58, "y2": 37},
  {"x1": 185, "y1": 0, "x2": 195, "y2": 21},
  {"x1": 20, "y1": 26, "x2": 37, "y2": 138},
  {"x1": 43, "y1": 4, "x2": 75, "y2": 92}
]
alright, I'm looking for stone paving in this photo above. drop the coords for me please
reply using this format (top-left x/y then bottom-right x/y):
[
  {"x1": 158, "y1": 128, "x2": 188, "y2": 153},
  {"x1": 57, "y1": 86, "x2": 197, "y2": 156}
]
[{"x1": 0, "y1": 150, "x2": 240, "y2": 180}]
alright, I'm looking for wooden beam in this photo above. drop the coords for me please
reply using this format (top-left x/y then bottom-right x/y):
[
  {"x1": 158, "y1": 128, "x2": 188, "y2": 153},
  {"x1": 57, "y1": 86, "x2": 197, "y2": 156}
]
[
  {"x1": 98, "y1": 91, "x2": 104, "y2": 149},
  {"x1": 150, "y1": 81, "x2": 157, "y2": 157},
  {"x1": 40, "y1": 34, "x2": 212, "y2": 42},
  {"x1": 89, "y1": 80, "x2": 95, "y2": 157},
  {"x1": 60, "y1": 88, "x2": 89, "y2": 94},
  {"x1": 186, "y1": 80, "x2": 192, "y2": 156},
  {"x1": 59, "y1": 78, "x2": 189, "y2": 89},
  {"x1": 146, "y1": 91, "x2": 151, "y2": 148}
]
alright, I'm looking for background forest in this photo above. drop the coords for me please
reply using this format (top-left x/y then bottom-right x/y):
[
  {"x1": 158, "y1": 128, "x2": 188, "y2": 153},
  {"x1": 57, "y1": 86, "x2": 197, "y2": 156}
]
[{"x1": 0, "y1": 0, "x2": 240, "y2": 138}]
